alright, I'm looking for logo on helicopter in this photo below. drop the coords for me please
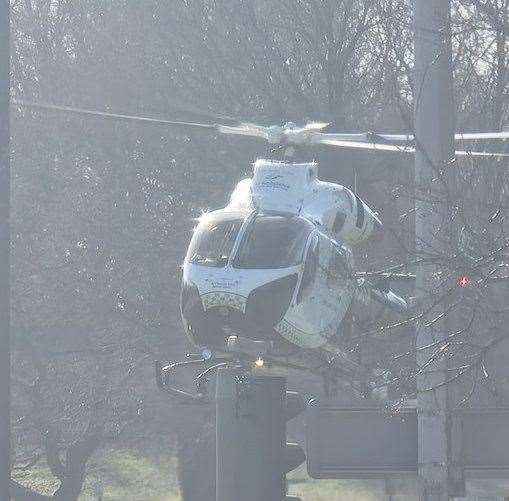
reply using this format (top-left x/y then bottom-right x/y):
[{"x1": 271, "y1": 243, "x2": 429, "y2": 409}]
[
  {"x1": 207, "y1": 278, "x2": 240, "y2": 290},
  {"x1": 257, "y1": 173, "x2": 291, "y2": 191}
]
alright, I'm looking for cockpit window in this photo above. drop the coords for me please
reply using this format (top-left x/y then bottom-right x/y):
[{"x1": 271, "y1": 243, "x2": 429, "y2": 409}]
[
  {"x1": 233, "y1": 215, "x2": 313, "y2": 269},
  {"x1": 187, "y1": 214, "x2": 243, "y2": 267}
]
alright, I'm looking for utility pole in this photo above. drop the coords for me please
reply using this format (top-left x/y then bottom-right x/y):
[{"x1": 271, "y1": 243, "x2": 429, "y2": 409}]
[
  {"x1": 414, "y1": 1, "x2": 455, "y2": 500},
  {"x1": 0, "y1": 1, "x2": 10, "y2": 499}
]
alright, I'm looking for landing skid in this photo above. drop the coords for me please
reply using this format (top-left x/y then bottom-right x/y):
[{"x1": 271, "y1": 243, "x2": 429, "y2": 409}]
[{"x1": 155, "y1": 335, "x2": 375, "y2": 404}]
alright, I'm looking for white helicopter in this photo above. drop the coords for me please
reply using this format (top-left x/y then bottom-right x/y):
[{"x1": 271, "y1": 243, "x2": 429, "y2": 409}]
[
  {"x1": 14, "y1": 101, "x2": 509, "y2": 396},
  {"x1": 181, "y1": 154, "x2": 400, "y2": 351}
]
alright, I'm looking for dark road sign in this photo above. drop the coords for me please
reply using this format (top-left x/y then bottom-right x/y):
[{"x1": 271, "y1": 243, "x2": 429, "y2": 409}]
[
  {"x1": 306, "y1": 400, "x2": 509, "y2": 480},
  {"x1": 460, "y1": 409, "x2": 509, "y2": 478},
  {"x1": 307, "y1": 400, "x2": 417, "y2": 478}
]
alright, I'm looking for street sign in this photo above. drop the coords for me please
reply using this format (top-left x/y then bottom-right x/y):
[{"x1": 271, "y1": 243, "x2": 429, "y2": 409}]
[
  {"x1": 461, "y1": 409, "x2": 509, "y2": 478},
  {"x1": 306, "y1": 400, "x2": 509, "y2": 480},
  {"x1": 307, "y1": 399, "x2": 417, "y2": 478}
]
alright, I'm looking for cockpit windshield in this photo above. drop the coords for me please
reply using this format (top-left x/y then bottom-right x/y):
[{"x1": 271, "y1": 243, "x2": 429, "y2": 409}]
[
  {"x1": 233, "y1": 215, "x2": 313, "y2": 269},
  {"x1": 187, "y1": 213, "x2": 243, "y2": 267}
]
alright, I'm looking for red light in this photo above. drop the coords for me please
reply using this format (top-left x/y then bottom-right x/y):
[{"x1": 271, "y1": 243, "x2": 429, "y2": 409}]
[{"x1": 458, "y1": 275, "x2": 472, "y2": 288}]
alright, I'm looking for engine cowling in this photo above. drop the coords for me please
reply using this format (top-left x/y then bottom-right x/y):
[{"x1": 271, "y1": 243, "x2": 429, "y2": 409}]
[{"x1": 332, "y1": 188, "x2": 382, "y2": 245}]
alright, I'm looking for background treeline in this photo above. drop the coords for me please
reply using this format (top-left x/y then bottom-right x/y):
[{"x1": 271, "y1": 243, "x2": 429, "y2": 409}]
[{"x1": 9, "y1": 1, "x2": 508, "y2": 499}]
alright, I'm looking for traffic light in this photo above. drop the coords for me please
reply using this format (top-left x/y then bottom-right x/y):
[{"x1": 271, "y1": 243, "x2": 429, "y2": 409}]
[
  {"x1": 216, "y1": 369, "x2": 308, "y2": 501},
  {"x1": 284, "y1": 390, "x2": 307, "y2": 501}
]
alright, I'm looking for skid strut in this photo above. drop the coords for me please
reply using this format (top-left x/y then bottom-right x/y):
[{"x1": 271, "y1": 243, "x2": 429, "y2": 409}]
[{"x1": 156, "y1": 335, "x2": 376, "y2": 403}]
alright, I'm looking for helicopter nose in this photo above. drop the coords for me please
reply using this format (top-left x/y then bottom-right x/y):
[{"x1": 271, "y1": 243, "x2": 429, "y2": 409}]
[
  {"x1": 245, "y1": 274, "x2": 298, "y2": 328},
  {"x1": 180, "y1": 274, "x2": 298, "y2": 349}
]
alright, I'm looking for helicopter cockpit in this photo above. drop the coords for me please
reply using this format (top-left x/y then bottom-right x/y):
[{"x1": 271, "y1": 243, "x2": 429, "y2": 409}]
[{"x1": 186, "y1": 212, "x2": 314, "y2": 270}]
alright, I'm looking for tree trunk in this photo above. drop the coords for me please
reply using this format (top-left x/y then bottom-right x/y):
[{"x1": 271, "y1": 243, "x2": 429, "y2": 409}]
[{"x1": 52, "y1": 432, "x2": 101, "y2": 501}]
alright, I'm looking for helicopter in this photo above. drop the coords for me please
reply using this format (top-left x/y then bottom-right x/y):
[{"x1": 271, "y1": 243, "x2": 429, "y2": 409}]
[
  {"x1": 14, "y1": 100, "x2": 509, "y2": 397},
  {"x1": 176, "y1": 120, "x2": 509, "y2": 396},
  {"x1": 181, "y1": 156, "x2": 401, "y2": 350}
]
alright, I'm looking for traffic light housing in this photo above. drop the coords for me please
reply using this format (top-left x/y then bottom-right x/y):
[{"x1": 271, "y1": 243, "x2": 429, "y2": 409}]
[{"x1": 215, "y1": 369, "x2": 307, "y2": 501}]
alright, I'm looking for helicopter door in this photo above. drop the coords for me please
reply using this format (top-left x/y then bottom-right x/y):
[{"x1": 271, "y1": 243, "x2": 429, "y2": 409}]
[
  {"x1": 276, "y1": 233, "x2": 324, "y2": 348},
  {"x1": 313, "y1": 235, "x2": 346, "y2": 340},
  {"x1": 296, "y1": 233, "x2": 319, "y2": 305},
  {"x1": 323, "y1": 241, "x2": 356, "y2": 338},
  {"x1": 284, "y1": 234, "x2": 339, "y2": 347}
]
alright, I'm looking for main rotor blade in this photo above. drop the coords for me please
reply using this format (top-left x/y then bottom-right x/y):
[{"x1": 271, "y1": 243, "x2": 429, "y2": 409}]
[
  {"x1": 314, "y1": 132, "x2": 375, "y2": 142},
  {"x1": 216, "y1": 123, "x2": 270, "y2": 140},
  {"x1": 455, "y1": 131, "x2": 509, "y2": 140},
  {"x1": 371, "y1": 131, "x2": 509, "y2": 143},
  {"x1": 315, "y1": 136, "x2": 509, "y2": 157},
  {"x1": 12, "y1": 99, "x2": 217, "y2": 130},
  {"x1": 315, "y1": 136, "x2": 416, "y2": 152},
  {"x1": 455, "y1": 150, "x2": 509, "y2": 158},
  {"x1": 304, "y1": 122, "x2": 330, "y2": 131},
  {"x1": 12, "y1": 99, "x2": 509, "y2": 158}
]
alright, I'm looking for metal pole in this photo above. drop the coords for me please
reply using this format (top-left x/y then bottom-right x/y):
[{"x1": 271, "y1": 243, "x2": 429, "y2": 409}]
[
  {"x1": 216, "y1": 367, "x2": 287, "y2": 501},
  {"x1": 0, "y1": 0, "x2": 10, "y2": 498},
  {"x1": 414, "y1": 1, "x2": 455, "y2": 500}
]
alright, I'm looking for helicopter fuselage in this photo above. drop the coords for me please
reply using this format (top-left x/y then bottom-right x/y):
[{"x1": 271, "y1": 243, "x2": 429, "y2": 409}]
[{"x1": 180, "y1": 160, "x2": 390, "y2": 353}]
